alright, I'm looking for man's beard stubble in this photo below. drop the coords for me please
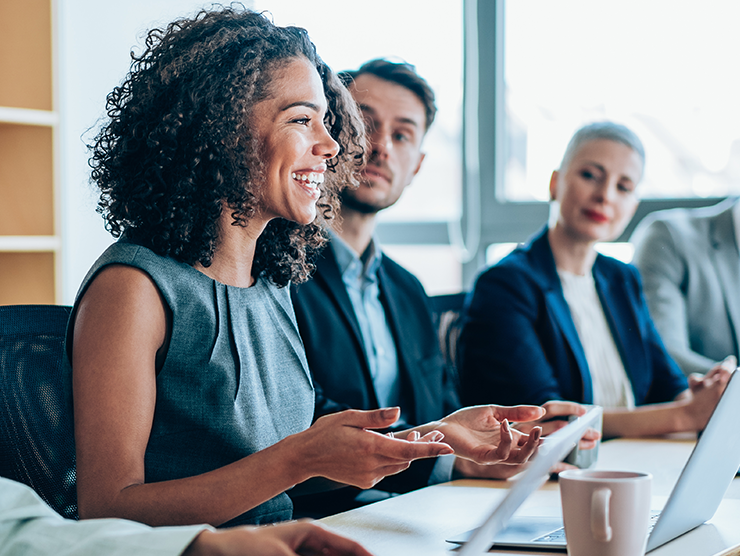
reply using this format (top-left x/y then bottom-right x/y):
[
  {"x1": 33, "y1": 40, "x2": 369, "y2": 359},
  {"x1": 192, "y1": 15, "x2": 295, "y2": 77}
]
[
  {"x1": 340, "y1": 149, "x2": 397, "y2": 215},
  {"x1": 340, "y1": 187, "x2": 382, "y2": 215}
]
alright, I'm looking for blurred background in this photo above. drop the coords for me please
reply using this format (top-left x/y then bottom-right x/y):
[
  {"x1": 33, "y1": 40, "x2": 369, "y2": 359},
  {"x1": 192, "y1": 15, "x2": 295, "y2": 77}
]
[{"x1": 2, "y1": 0, "x2": 737, "y2": 303}]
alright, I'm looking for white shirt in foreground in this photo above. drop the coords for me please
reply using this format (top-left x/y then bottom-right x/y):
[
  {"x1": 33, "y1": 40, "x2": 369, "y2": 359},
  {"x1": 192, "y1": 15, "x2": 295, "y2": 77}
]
[{"x1": 0, "y1": 477, "x2": 208, "y2": 556}]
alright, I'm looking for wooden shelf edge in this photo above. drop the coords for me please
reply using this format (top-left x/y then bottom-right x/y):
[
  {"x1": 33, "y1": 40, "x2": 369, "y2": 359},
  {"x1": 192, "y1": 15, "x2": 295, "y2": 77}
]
[
  {"x1": 0, "y1": 236, "x2": 61, "y2": 252},
  {"x1": 0, "y1": 106, "x2": 59, "y2": 126}
]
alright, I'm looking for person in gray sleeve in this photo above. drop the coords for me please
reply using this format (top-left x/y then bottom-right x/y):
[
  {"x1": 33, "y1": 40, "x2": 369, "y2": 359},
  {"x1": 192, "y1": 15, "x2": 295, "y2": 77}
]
[
  {"x1": 0, "y1": 477, "x2": 371, "y2": 556},
  {"x1": 631, "y1": 198, "x2": 740, "y2": 376}
]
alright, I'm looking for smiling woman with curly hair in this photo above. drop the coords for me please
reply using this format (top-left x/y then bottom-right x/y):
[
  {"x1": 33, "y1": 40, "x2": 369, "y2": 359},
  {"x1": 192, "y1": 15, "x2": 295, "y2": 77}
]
[
  {"x1": 65, "y1": 5, "x2": 455, "y2": 529},
  {"x1": 90, "y1": 6, "x2": 360, "y2": 284}
]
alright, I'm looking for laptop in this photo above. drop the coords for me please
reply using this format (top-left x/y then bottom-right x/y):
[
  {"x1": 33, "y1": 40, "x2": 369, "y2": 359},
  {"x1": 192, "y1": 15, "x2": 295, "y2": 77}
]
[
  {"x1": 451, "y1": 369, "x2": 740, "y2": 554},
  {"x1": 452, "y1": 406, "x2": 603, "y2": 555}
]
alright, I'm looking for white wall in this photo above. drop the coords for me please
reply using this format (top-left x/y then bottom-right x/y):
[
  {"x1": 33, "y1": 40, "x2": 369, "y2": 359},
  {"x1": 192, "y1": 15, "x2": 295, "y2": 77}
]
[{"x1": 57, "y1": 1, "x2": 235, "y2": 303}]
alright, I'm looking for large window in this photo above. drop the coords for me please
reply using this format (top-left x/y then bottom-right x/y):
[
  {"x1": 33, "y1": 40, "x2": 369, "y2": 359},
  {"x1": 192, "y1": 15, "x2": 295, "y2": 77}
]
[
  {"x1": 263, "y1": 1, "x2": 740, "y2": 290},
  {"x1": 503, "y1": 0, "x2": 740, "y2": 203},
  {"x1": 253, "y1": 1, "x2": 465, "y2": 294},
  {"x1": 465, "y1": 0, "x2": 736, "y2": 289},
  {"x1": 253, "y1": 0, "x2": 463, "y2": 223},
  {"x1": 65, "y1": 1, "x2": 736, "y2": 299}
]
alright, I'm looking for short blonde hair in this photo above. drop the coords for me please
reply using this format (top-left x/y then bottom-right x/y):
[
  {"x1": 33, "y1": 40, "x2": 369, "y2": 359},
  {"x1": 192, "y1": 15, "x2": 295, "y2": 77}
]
[{"x1": 560, "y1": 121, "x2": 645, "y2": 173}]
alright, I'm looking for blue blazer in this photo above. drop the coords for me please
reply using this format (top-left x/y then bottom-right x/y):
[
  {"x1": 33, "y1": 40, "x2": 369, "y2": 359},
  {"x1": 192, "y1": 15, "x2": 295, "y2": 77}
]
[{"x1": 458, "y1": 227, "x2": 688, "y2": 408}]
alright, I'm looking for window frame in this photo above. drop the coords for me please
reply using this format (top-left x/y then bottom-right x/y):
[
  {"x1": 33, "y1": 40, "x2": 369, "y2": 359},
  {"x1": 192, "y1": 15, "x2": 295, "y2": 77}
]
[{"x1": 377, "y1": 0, "x2": 725, "y2": 289}]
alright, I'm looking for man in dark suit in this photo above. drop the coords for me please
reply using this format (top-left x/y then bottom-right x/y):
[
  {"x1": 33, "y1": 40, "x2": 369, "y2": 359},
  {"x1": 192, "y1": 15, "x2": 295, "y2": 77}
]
[
  {"x1": 292, "y1": 59, "x2": 448, "y2": 429},
  {"x1": 290, "y1": 59, "x2": 582, "y2": 517}
]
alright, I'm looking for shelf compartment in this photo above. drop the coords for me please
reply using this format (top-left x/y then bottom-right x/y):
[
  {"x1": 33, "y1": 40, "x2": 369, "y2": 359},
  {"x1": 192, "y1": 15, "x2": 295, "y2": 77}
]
[
  {"x1": 0, "y1": 123, "x2": 54, "y2": 236},
  {"x1": 0, "y1": 252, "x2": 56, "y2": 305},
  {"x1": 0, "y1": 0, "x2": 53, "y2": 110}
]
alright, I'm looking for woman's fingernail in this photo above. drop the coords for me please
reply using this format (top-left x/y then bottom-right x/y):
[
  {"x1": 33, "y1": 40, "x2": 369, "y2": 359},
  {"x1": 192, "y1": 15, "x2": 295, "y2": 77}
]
[{"x1": 381, "y1": 407, "x2": 398, "y2": 419}]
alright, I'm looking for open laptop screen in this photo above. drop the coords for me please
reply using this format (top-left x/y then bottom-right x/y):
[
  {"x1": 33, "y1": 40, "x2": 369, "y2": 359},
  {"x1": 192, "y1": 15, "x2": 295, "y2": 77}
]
[{"x1": 458, "y1": 406, "x2": 603, "y2": 556}]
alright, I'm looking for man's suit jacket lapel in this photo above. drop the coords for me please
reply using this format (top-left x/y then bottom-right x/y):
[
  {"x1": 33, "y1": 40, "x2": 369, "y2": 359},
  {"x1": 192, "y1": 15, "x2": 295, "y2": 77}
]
[
  {"x1": 376, "y1": 260, "x2": 424, "y2": 423},
  {"x1": 530, "y1": 231, "x2": 594, "y2": 403},
  {"x1": 313, "y1": 247, "x2": 379, "y2": 406},
  {"x1": 709, "y1": 207, "x2": 740, "y2": 356}
]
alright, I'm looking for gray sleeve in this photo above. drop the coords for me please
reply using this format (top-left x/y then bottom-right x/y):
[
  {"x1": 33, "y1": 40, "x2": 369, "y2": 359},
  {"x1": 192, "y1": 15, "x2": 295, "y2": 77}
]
[
  {"x1": 0, "y1": 479, "x2": 208, "y2": 556},
  {"x1": 631, "y1": 219, "x2": 718, "y2": 375}
]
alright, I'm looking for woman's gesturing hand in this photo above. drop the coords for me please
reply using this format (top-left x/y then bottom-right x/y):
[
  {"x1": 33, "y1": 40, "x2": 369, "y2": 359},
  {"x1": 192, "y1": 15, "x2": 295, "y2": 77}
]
[
  {"x1": 683, "y1": 367, "x2": 731, "y2": 430},
  {"x1": 290, "y1": 408, "x2": 453, "y2": 490},
  {"x1": 430, "y1": 404, "x2": 545, "y2": 465},
  {"x1": 513, "y1": 401, "x2": 601, "y2": 450}
]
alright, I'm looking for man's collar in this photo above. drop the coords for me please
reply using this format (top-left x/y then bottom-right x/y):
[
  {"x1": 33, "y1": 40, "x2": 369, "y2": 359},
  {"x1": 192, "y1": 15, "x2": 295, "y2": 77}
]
[{"x1": 330, "y1": 230, "x2": 382, "y2": 280}]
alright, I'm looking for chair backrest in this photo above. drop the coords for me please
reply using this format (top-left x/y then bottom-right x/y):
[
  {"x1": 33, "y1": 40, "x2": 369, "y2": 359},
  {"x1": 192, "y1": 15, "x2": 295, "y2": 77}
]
[
  {"x1": 429, "y1": 292, "x2": 468, "y2": 387},
  {"x1": 0, "y1": 304, "x2": 77, "y2": 519}
]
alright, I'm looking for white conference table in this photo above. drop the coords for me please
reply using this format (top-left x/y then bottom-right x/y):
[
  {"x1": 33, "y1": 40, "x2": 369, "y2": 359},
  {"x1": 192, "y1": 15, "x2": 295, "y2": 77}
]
[{"x1": 320, "y1": 436, "x2": 740, "y2": 556}]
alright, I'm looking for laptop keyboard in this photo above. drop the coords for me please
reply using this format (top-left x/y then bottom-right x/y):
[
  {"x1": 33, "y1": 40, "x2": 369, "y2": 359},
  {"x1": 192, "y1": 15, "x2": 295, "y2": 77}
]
[
  {"x1": 532, "y1": 527, "x2": 567, "y2": 544},
  {"x1": 532, "y1": 512, "x2": 660, "y2": 544}
]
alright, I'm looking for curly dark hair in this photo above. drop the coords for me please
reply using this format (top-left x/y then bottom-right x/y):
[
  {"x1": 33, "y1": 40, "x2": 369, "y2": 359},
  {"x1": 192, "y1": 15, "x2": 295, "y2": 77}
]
[{"x1": 89, "y1": 5, "x2": 365, "y2": 286}]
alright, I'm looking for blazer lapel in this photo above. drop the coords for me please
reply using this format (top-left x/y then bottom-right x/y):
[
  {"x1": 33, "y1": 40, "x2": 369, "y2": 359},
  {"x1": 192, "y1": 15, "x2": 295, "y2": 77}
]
[
  {"x1": 544, "y1": 289, "x2": 594, "y2": 404},
  {"x1": 376, "y1": 259, "x2": 423, "y2": 421},
  {"x1": 377, "y1": 261, "x2": 404, "y2": 356},
  {"x1": 313, "y1": 246, "x2": 369, "y2": 366},
  {"x1": 530, "y1": 231, "x2": 594, "y2": 403},
  {"x1": 709, "y1": 208, "x2": 740, "y2": 355}
]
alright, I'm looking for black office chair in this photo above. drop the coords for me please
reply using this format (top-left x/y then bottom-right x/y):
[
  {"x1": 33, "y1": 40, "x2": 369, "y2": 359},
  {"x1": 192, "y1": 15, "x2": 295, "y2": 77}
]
[
  {"x1": 0, "y1": 304, "x2": 78, "y2": 519},
  {"x1": 429, "y1": 292, "x2": 467, "y2": 387}
]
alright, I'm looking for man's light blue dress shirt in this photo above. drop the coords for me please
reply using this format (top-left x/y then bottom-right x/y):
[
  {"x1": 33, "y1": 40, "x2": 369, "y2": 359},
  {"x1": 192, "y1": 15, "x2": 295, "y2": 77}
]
[
  {"x1": 330, "y1": 233, "x2": 454, "y2": 483},
  {"x1": 331, "y1": 234, "x2": 403, "y2": 418}
]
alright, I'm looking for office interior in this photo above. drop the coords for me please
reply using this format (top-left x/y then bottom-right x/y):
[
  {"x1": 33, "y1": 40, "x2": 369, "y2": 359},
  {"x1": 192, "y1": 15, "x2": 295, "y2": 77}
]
[
  {"x1": 4, "y1": 2, "x2": 740, "y2": 555},
  {"x1": 4, "y1": 0, "x2": 737, "y2": 306}
]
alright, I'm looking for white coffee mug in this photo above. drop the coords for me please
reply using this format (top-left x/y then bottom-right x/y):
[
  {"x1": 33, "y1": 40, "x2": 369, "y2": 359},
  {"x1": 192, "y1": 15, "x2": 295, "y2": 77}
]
[{"x1": 559, "y1": 469, "x2": 652, "y2": 556}]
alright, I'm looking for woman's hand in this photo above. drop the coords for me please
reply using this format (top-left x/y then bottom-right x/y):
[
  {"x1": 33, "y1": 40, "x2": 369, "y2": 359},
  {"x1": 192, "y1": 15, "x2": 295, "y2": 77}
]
[
  {"x1": 405, "y1": 405, "x2": 545, "y2": 465},
  {"x1": 452, "y1": 457, "x2": 530, "y2": 480},
  {"x1": 288, "y1": 408, "x2": 453, "y2": 490},
  {"x1": 185, "y1": 521, "x2": 374, "y2": 556},
  {"x1": 688, "y1": 362, "x2": 733, "y2": 394},
  {"x1": 453, "y1": 401, "x2": 601, "y2": 480},
  {"x1": 513, "y1": 401, "x2": 601, "y2": 450},
  {"x1": 453, "y1": 457, "x2": 577, "y2": 481},
  {"x1": 682, "y1": 367, "x2": 732, "y2": 430}
]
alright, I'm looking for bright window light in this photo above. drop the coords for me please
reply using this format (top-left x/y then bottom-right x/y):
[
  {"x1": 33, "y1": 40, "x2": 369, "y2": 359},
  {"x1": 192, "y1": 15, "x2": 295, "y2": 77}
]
[
  {"x1": 503, "y1": 0, "x2": 740, "y2": 202},
  {"x1": 253, "y1": 0, "x2": 463, "y2": 223}
]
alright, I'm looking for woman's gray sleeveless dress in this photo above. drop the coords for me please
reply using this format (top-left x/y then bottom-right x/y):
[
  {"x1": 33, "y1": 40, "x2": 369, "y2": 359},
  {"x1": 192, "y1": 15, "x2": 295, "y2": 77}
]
[{"x1": 64, "y1": 240, "x2": 314, "y2": 525}]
